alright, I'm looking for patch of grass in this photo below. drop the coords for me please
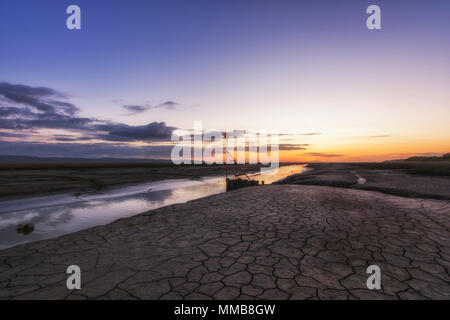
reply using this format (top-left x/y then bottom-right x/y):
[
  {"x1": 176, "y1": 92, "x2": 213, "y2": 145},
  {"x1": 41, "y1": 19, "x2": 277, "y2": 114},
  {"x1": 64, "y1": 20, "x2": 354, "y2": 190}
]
[{"x1": 405, "y1": 153, "x2": 450, "y2": 161}]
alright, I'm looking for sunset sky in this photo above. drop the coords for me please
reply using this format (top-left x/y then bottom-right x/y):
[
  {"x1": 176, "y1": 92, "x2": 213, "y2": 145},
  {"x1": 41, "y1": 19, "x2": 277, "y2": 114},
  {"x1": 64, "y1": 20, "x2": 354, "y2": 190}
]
[{"x1": 0, "y1": 0, "x2": 449, "y2": 162}]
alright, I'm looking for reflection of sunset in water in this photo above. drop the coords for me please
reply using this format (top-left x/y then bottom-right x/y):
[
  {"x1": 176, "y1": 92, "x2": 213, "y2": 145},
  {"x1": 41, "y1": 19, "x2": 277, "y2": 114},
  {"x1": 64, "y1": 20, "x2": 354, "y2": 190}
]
[{"x1": 0, "y1": 165, "x2": 305, "y2": 249}]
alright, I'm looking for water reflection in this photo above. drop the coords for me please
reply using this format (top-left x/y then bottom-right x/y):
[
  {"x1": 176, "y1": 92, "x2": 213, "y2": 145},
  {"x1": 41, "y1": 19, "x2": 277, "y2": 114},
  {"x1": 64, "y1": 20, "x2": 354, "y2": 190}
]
[{"x1": 0, "y1": 165, "x2": 305, "y2": 249}]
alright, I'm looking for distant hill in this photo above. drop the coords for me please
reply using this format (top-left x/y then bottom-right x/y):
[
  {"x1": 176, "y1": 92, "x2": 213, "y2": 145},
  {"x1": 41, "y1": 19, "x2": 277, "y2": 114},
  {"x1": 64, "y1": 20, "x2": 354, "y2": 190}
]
[
  {"x1": 0, "y1": 155, "x2": 171, "y2": 163},
  {"x1": 405, "y1": 153, "x2": 450, "y2": 162},
  {"x1": 383, "y1": 153, "x2": 450, "y2": 163}
]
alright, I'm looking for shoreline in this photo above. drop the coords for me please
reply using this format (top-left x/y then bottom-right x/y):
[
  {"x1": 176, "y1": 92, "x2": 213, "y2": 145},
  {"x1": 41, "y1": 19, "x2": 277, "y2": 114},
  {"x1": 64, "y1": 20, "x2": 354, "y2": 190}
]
[
  {"x1": 0, "y1": 163, "x2": 306, "y2": 203},
  {"x1": 0, "y1": 164, "x2": 267, "y2": 201},
  {"x1": 0, "y1": 164, "x2": 307, "y2": 250},
  {"x1": 3, "y1": 161, "x2": 448, "y2": 201}
]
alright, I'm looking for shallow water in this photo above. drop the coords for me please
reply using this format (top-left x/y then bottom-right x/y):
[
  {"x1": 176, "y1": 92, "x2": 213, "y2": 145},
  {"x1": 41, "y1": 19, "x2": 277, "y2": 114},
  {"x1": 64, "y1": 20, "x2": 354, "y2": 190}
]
[{"x1": 0, "y1": 164, "x2": 306, "y2": 249}]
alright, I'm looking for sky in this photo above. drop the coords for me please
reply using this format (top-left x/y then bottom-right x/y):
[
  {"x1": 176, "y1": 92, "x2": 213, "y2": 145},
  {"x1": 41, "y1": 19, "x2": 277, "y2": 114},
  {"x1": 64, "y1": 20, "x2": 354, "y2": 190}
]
[{"x1": 0, "y1": 0, "x2": 449, "y2": 162}]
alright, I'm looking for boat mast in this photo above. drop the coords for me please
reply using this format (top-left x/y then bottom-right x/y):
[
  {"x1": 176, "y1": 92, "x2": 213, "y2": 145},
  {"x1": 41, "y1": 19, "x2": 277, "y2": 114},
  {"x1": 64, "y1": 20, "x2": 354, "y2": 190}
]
[{"x1": 225, "y1": 131, "x2": 228, "y2": 179}]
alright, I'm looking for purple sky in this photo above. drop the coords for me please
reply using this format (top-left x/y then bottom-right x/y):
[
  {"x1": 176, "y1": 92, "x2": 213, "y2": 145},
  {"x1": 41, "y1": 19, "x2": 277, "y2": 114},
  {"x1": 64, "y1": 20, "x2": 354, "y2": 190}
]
[{"x1": 0, "y1": 0, "x2": 449, "y2": 160}]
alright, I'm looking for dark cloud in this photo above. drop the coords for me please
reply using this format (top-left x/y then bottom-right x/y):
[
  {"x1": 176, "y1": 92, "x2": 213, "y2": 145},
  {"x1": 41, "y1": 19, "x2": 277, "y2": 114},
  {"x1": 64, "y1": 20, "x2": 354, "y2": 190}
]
[
  {"x1": 0, "y1": 140, "x2": 173, "y2": 159},
  {"x1": 123, "y1": 101, "x2": 178, "y2": 115},
  {"x1": 53, "y1": 136, "x2": 94, "y2": 142},
  {"x1": 158, "y1": 101, "x2": 178, "y2": 110},
  {"x1": 26, "y1": 116, "x2": 96, "y2": 131},
  {"x1": 0, "y1": 118, "x2": 30, "y2": 130},
  {"x1": 95, "y1": 122, "x2": 176, "y2": 141},
  {"x1": 0, "y1": 82, "x2": 89, "y2": 131},
  {"x1": 0, "y1": 106, "x2": 35, "y2": 118},
  {"x1": 123, "y1": 105, "x2": 149, "y2": 114},
  {"x1": 0, "y1": 82, "x2": 177, "y2": 142},
  {"x1": 0, "y1": 131, "x2": 28, "y2": 138},
  {"x1": 278, "y1": 143, "x2": 310, "y2": 151},
  {"x1": 0, "y1": 82, "x2": 78, "y2": 116},
  {"x1": 299, "y1": 132, "x2": 321, "y2": 136},
  {"x1": 304, "y1": 152, "x2": 343, "y2": 157}
]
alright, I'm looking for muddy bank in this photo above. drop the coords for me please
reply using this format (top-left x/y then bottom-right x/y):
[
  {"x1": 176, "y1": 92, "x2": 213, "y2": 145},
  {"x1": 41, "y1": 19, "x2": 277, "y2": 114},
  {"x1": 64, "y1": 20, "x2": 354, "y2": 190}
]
[
  {"x1": 0, "y1": 164, "x2": 267, "y2": 200},
  {"x1": 278, "y1": 163, "x2": 450, "y2": 200}
]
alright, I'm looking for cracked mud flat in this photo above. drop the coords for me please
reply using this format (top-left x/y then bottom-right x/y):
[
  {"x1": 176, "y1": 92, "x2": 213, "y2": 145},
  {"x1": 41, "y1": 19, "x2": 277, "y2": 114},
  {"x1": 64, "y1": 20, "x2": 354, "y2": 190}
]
[{"x1": 0, "y1": 185, "x2": 449, "y2": 300}]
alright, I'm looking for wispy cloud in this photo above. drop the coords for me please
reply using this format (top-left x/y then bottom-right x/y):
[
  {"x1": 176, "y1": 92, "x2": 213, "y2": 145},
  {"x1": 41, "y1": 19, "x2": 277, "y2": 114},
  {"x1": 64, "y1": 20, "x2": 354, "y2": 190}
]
[
  {"x1": 303, "y1": 152, "x2": 343, "y2": 158},
  {"x1": 369, "y1": 135, "x2": 391, "y2": 138},
  {"x1": 122, "y1": 105, "x2": 149, "y2": 114},
  {"x1": 299, "y1": 132, "x2": 321, "y2": 136},
  {"x1": 278, "y1": 143, "x2": 310, "y2": 151},
  {"x1": 279, "y1": 132, "x2": 321, "y2": 137},
  {"x1": 123, "y1": 101, "x2": 178, "y2": 115}
]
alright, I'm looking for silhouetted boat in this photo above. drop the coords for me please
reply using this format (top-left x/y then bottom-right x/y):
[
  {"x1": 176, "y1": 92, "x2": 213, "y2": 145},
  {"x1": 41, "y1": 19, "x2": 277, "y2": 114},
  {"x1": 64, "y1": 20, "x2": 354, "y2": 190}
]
[{"x1": 224, "y1": 149, "x2": 261, "y2": 192}]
